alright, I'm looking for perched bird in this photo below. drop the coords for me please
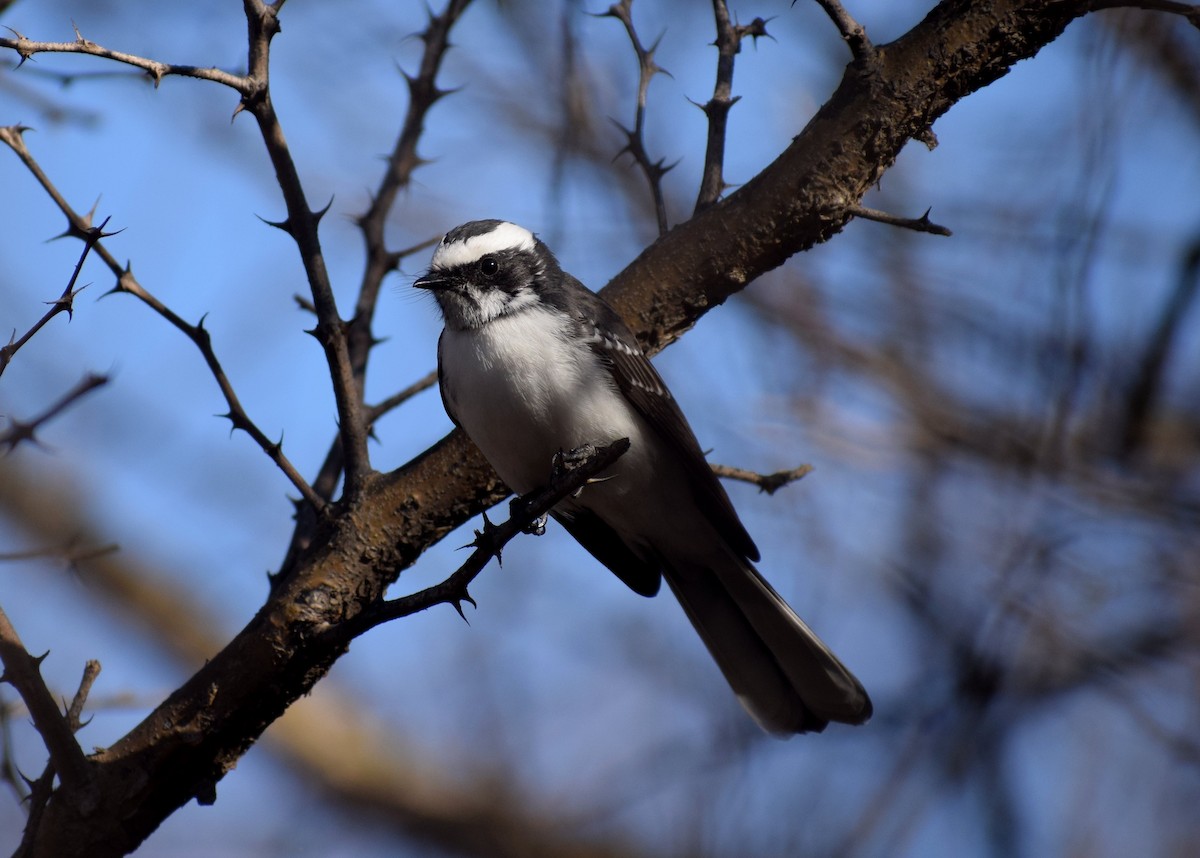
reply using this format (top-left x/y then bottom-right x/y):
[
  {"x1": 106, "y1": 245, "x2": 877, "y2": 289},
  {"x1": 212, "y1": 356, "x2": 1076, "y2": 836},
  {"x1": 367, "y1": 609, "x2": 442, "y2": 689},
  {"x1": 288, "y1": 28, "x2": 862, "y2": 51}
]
[{"x1": 415, "y1": 219, "x2": 871, "y2": 734}]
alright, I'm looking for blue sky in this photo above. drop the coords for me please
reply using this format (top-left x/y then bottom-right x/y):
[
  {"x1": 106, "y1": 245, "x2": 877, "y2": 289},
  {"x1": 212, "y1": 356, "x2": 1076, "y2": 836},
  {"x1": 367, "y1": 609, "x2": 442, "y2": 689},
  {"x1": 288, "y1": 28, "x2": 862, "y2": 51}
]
[{"x1": 2, "y1": 2, "x2": 1199, "y2": 856}]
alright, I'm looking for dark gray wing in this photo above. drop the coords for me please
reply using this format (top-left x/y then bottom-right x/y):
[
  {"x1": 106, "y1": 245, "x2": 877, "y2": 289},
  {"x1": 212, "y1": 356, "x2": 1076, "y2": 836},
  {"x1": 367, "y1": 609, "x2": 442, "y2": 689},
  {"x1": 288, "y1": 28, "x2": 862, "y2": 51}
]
[
  {"x1": 569, "y1": 283, "x2": 760, "y2": 563},
  {"x1": 435, "y1": 331, "x2": 462, "y2": 430}
]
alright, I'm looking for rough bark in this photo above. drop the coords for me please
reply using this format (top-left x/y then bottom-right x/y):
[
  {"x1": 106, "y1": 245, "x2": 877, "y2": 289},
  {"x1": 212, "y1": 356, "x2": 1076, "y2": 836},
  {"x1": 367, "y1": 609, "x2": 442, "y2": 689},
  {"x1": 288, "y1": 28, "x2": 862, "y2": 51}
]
[{"x1": 18, "y1": 2, "x2": 1100, "y2": 854}]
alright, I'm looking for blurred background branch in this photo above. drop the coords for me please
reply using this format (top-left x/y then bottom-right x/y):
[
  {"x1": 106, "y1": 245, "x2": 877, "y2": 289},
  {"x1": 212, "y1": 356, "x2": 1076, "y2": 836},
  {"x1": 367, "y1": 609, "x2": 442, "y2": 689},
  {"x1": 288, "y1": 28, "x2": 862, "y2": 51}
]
[{"x1": 0, "y1": 0, "x2": 1198, "y2": 856}]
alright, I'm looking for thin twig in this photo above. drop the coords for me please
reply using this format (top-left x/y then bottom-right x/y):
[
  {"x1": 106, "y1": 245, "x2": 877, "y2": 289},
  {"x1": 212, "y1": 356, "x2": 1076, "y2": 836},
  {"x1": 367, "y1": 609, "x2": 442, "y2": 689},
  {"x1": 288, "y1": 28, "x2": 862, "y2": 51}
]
[
  {"x1": 238, "y1": 0, "x2": 372, "y2": 500},
  {"x1": 283, "y1": 365, "x2": 438, "y2": 513},
  {"x1": 366, "y1": 370, "x2": 439, "y2": 424},
  {"x1": 0, "y1": 541, "x2": 119, "y2": 568},
  {"x1": 0, "y1": 216, "x2": 114, "y2": 377},
  {"x1": 695, "y1": 4, "x2": 772, "y2": 213},
  {"x1": 1118, "y1": 234, "x2": 1200, "y2": 454},
  {"x1": 711, "y1": 462, "x2": 813, "y2": 495},
  {"x1": 1, "y1": 372, "x2": 108, "y2": 453},
  {"x1": 0, "y1": 125, "x2": 324, "y2": 509},
  {"x1": 352, "y1": 0, "x2": 473, "y2": 344},
  {"x1": 0, "y1": 690, "x2": 29, "y2": 804},
  {"x1": 0, "y1": 605, "x2": 93, "y2": 800},
  {"x1": 274, "y1": 367, "x2": 441, "y2": 584},
  {"x1": 1085, "y1": 0, "x2": 1200, "y2": 29},
  {"x1": 289, "y1": 0, "x2": 474, "y2": 564},
  {"x1": 602, "y1": 0, "x2": 674, "y2": 235},
  {"x1": 0, "y1": 26, "x2": 250, "y2": 92},
  {"x1": 346, "y1": 438, "x2": 630, "y2": 634},
  {"x1": 124, "y1": 276, "x2": 325, "y2": 510},
  {"x1": 811, "y1": 0, "x2": 875, "y2": 62},
  {"x1": 20, "y1": 659, "x2": 102, "y2": 847},
  {"x1": 64, "y1": 660, "x2": 102, "y2": 732},
  {"x1": 849, "y1": 204, "x2": 952, "y2": 236}
]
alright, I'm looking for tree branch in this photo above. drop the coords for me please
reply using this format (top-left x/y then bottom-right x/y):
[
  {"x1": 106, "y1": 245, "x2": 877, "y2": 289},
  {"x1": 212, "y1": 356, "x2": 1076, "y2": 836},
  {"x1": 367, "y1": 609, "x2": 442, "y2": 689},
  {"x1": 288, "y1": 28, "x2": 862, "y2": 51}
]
[
  {"x1": 284, "y1": 0, "x2": 474, "y2": 575},
  {"x1": 352, "y1": 1, "x2": 473, "y2": 350},
  {"x1": 0, "y1": 25, "x2": 251, "y2": 91},
  {"x1": 238, "y1": 0, "x2": 372, "y2": 499},
  {"x1": 350, "y1": 438, "x2": 630, "y2": 634},
  {"x1": 597, "y1": 0, "x2": 1081, "y2": 356},
  {"x1": 0, "y1": 457, "x2": 659, "y2": 858},
  {"x1": 0, "y1": 691, "x2": 29, "y2": 804},
  {"x1": 291, "y1": 0, "x2": 472, "y2": 533},
  {"x1": 366, "y1": 370, "x2": 439, "y2": 425},
  {"x1": 1117, "y1": 232, "x2": 1200, "y2": 454},
  {"x1": 711, "y1": 462, "x2": 813, "y2": 495},
  {"x1": 1086, "y1": 0, "x2": 1200, "y2": 28},
  {"x1": 812, "y1": 0, "x2": 875, "y2": 63},
  {"x1": 6, "y1": 2, "x2": 1133, "y2": 854},
  {"x1": 695, "y1": 3, "x2": 772, "y2": 213},
  {"x1": 0, "y1": 125, "x2": 323, "y2": 510},
  {"x1": 602, "y1": 0, "x2": 674, "y2": 235},
  {"x1": 849, "y1": 204, "x2": 953, "y2": 236},
  {"x1": 1, "y1": 372, "x2": 108, "y2": 453},
  {"x1": 0, "y1": 606, "x2": 92, "y2": 801},
  {"x1": 0, "y1": 215, "x2": 112, "y2": 377}
]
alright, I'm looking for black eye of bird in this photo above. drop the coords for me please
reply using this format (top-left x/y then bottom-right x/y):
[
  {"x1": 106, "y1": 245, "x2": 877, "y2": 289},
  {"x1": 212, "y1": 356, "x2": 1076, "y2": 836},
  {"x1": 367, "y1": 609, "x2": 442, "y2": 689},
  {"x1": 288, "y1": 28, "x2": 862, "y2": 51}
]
[{"x1": 478, "y1": 256, "x2": 499, "y2": 277}]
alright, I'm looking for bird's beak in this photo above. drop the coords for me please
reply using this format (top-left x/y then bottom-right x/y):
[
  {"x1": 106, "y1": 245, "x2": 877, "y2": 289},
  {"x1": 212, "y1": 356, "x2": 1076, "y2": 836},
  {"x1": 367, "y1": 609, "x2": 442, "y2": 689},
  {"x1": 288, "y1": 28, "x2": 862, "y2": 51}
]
[{"x1": 413, "y1": 272, "x2": 445, "y2": 290}]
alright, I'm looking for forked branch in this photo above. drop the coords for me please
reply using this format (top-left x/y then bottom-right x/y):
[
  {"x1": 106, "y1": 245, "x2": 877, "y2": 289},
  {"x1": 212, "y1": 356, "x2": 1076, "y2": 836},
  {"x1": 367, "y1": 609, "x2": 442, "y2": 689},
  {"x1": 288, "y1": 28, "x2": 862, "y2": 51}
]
[
  {"x1": 287, "y1": 0, "x2": 475, "y2": 572},
  {"x1": 0, "y1": 214, "x2": 113, "y2": 377},
  {"x1": 603, "y1": 0, "x2": 675, "y2": 235},
  {"x1": 0, "y1": 126, "x2": 322, "y2": 509},
  {"x1": 237, "y1": 0, "x2": 372, "y2": 499},
  {"x1": 812, "y1": 0, "x2": 875, "y2": 63},
  {"x1": 1, "y1": 373, "x2": 108, "y2": 453},
  {"x1": 0, "y1": 606, "x2": 92, "y2": 802},
  {"x1": 695, "y1": 2, "x2": 772, "y2": 212}
]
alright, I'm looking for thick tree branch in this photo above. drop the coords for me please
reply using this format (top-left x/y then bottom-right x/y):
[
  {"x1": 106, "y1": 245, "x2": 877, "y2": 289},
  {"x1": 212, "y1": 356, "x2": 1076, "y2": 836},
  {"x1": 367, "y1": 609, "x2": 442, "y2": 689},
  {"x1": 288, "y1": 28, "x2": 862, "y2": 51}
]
[
  {"x1": 597, "y1": 0, "x2": 1082, "y2": 355},
  {"x1": 0, "y1": 458, "x2": 659, "y2": 858},
  {"x1": 9, "y1": 3, "x2": 1143, "y2": 855}
]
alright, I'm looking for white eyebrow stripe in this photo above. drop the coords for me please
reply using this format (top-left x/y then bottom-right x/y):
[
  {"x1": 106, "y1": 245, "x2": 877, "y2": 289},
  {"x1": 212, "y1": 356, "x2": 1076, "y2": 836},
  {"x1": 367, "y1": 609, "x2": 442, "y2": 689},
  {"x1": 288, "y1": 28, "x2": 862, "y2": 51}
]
[{"x1": 431, "y1": 222, "x2": 536, "y2": 269}]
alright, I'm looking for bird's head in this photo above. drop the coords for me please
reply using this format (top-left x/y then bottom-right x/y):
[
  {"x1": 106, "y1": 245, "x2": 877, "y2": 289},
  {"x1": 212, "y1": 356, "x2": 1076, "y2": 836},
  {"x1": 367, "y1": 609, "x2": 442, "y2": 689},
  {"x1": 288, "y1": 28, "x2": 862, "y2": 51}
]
[{"x1": 414, "y1": 219, "x2": 554, "y2": 331}]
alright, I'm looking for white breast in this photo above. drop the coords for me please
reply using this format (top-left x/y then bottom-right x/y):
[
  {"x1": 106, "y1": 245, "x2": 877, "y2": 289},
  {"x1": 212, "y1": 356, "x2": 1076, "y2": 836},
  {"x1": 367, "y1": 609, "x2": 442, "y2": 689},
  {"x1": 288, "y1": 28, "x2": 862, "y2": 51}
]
[{"x1": 439, "y1": 305, "x2": 647, "y2": 494}]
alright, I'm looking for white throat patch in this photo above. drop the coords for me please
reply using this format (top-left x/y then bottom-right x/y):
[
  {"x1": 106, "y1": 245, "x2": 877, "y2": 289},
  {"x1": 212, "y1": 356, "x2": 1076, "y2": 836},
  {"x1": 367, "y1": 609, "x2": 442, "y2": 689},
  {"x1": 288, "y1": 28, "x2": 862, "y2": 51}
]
[{"x1": 431, "y1": 221, "x2": 536, "y2": 270}]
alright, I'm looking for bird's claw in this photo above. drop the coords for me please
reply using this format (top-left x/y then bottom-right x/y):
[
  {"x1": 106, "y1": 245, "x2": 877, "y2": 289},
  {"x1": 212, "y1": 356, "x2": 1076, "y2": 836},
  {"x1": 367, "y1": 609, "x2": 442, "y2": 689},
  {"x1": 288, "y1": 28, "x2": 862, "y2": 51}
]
[{"x1": 507, "y1": 496, "x2": 548, "y2": 536}]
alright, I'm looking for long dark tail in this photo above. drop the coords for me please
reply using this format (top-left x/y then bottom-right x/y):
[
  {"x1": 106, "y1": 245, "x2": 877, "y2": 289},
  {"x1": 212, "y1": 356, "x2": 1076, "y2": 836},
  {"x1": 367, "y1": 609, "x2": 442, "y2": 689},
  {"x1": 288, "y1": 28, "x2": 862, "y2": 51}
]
[{"x1": 664, "y1": 557, "x2": 872, "y2": 735}]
